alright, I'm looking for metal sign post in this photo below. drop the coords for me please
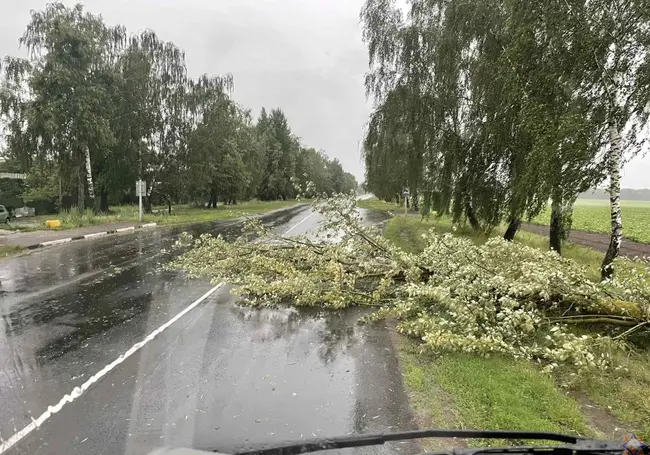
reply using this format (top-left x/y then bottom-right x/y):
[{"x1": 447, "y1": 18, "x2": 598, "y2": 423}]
[{"x1": 136, "y1": 180, "x2": 146, "y2": 222}]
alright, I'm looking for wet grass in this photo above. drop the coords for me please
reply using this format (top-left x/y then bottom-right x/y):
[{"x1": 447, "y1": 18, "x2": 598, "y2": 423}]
[
  {"x1": 385, "y1": 211, "x2": 606, "y2": 281},
  {"x1": 569, "y1": 349, "x2": 650, "y2": 440},
  {"x1": 399, "y1": 339, "x2": 593, "y2": 447},
  {"x1": 357, "y1": 197, "x2": 415, "y2": 215},
  {"x1": 379, "y1": 211, "x2": 650, "y2": 442},
  {"x1": 9, "y1": 200, "x2": 306, "y2": 231},
  {"x1": 0, "y1": 244, "x2": 25, "y2": 259}
]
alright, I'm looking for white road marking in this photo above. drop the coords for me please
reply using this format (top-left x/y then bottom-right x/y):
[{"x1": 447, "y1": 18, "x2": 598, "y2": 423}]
[
  {"x1": 284, "y1": 212, "x2": 314, "y2": 235},
  {"x1": 0, "y1": 210, "x2": 315, "y2": 453},
  {"x1": 0, "y1": 283, "x2": 223, "y2": 455}
]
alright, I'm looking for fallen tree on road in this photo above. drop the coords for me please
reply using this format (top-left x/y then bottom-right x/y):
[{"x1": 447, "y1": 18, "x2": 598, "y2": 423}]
[{"x1": 171, "y1": 194, "x2": 650, "y2": 373}]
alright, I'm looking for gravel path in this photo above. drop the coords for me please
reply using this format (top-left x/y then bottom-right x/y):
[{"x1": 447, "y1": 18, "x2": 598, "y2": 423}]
[{"x1": 521, "y1": 223, "x2": 650, "y2": 258}]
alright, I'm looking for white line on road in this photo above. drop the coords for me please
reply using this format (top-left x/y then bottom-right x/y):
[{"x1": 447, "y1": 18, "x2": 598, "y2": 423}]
[
  {"x1": 284, "y1": 211, "x2": 314, "y2": 235},
  {"x1": 0, "y1": 211, "x2": 313, "y2": 454},
  {"x1": 0, "y1": 283, "x2": 224, "y2": 455}
]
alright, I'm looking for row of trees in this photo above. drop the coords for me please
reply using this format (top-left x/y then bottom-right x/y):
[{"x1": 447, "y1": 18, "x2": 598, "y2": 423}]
[
  {"x1": 0, "y1": 3, "x2": 356, "y2": 214},
  {"x1": 361, "y1": 0, "x2": 650, "y2": 280}
]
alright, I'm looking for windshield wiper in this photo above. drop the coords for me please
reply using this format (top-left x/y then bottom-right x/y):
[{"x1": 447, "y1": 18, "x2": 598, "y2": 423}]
[{"x1": 233, "y1": 429, "x2": 622, "y2": 455}]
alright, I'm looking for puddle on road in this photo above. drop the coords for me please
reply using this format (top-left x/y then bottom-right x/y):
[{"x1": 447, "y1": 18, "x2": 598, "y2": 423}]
[{"x1": 145, "y1": 300, "x2": 420, "y2": 455}]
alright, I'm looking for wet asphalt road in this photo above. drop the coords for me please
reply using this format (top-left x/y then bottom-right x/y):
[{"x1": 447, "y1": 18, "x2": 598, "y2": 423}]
[{"x1": 0, "y1": 206, "x2": 418, "y2": 455}]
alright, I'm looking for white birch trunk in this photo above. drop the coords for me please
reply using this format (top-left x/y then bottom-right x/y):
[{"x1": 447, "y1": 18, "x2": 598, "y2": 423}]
[
  {"x1": 85, "y1": 146, "x2": 95, "y2": 199},
  {"x1": 600, "y1": 124, "x2": 623, "y2": 281}
]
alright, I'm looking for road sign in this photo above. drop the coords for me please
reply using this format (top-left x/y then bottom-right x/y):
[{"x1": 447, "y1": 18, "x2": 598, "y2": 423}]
[
  {"x1": 136, "y1": 180, "x2": 146, "y2": 222},
  {"x1": 402, "y1": 188, "x2": 410, "y2": 197},
  {"x1": 136, "y1": 180, "x2": 146, "y2": 197}
]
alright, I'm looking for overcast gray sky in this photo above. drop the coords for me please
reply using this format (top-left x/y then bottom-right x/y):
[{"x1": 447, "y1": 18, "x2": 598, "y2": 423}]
[{"x1": 1, "y1": 0, "x2": 648, "y2": 188}]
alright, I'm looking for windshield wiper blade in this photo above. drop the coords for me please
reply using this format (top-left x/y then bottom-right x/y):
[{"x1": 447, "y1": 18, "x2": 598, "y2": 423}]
[{"x1": 233, "y1": 429, "x2": 590, "y2": 455}]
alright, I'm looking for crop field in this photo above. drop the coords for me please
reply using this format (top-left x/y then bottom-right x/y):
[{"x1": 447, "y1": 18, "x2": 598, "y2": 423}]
[{"x1": 531, "y1": 199, "x2": 650, "y2": 244}]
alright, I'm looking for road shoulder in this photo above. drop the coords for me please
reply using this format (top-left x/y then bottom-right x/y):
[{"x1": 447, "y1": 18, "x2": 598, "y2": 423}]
[{"x1": 0, "y1": 222, "x2": 157, "y2": 250}]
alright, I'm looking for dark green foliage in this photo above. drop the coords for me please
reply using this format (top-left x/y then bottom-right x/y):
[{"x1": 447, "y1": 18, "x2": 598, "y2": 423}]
[
  {"x1": 0, "y1": 3, "x2": 356, "y2": 213},
  {"x1": 360, "y1": 0, "x2": 650, "y2": 268}
]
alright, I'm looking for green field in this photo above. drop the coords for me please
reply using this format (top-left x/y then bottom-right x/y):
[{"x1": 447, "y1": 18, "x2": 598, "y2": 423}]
[{"x1": 531, "y1": 199, "x2": 650, "y2": 244}]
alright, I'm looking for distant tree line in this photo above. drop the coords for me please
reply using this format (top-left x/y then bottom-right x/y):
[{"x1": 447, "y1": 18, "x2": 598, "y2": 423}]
[
  {"x1": 361, "y1": 0, "x2": 650, "y2": 280},
  {"x1": 580, "y1": 188, "x2": 650, "y2": 201},
  {"x1": 0, "y1": 3, "x2": 357, "y2": 214}
]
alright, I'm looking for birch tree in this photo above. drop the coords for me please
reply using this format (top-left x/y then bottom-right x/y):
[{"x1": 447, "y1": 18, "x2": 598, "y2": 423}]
[
  {"x1": 18, "y1": 3, "x2": 126, "y2": 210},
  {"x1": 1, "y1": 2, "x2": 355, "y2": 212},
  {"x1": 360, "y1": 0, "x2": 649, "y2": 269}
]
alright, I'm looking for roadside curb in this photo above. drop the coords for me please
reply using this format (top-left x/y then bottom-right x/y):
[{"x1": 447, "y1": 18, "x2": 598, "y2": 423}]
[{"x1": 26, "y1": 223, "x2": 158, "y2": 250}]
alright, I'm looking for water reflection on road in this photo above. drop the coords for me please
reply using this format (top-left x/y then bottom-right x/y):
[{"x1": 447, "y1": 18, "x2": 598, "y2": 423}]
[{"x1": 0, "y1": 206, "x2": 415, "y2": 455}]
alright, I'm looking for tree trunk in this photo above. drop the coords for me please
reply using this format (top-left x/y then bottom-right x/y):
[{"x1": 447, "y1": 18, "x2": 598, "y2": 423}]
[
  {"x1": 77, "y1": 163, "x2": 85, "y2": 211},
  {"x1": 100, "y1": 190, "x2": 109, "y2": 213},
  {"x1": 208, "y1": 187, "x2": 217, "y2": 208},
  {"x1": 503, "y1": 218, "x2": 521, "y2": 241},
  {"x1": 84, "y1": 146, "x2": 100, "y2": 212},
  {"x1": 58, "y1": 173, "x2": 63, "y2": 213},
  {"x1": 549, "y1": 199, "x2": 563, "y2": 255},
  {"x1": 465, "y1": 202, "x2": 480, "y2": 231},
  {"x1": 168, "y1": 198, "x2": 172, "y2": 215},
  {"x1": 84, "y1": 146, "x2": 95, "y2": 199},
  {"x1": 601, "y1": 124, "x2": 624, "y2": 281}
]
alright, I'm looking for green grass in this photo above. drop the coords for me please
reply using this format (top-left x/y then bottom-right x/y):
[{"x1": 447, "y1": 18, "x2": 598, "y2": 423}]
[
  {"x1": 385, "y1": 210, "x2": 604, "y2": 281},
  {"x1": 385, "y1": 213, "x2": 606, "y2": 280},
  {"x1": 379, "y1": 211, "x2": 650, "y2": 442},
  {"x1": 9, "y1": 200, "x2": 306, "y2": 230},
  {"x1": 357, "y1": 197, "x2": 414, "y2": 215},
  {"x1": 531, "y1": 199, "x2": 650, "y2": 244},
  {"x1": 0, "y1": 244, "x2": 25, "y2": 259},
  {"x1": 399, "y1": 339, "x2": 593, "y2": 447},
  {"x1": 571, "y1": 349, "x2": 650, "y2": 440}
]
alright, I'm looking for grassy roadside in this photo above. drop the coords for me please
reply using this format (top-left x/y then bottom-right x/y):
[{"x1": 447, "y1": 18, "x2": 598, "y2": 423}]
[
  {"x1": 9, "y1": 200, "x2": 306, "y2": 231},
  {"x1": 0, "y1": 245, "x2": 25, "y2": 259},
  {"x1": 361, "y1": 198, "x2": 609, "y2": 280},
  {"x1": 400, "y1": 339, "x2": 593, "y2": 448},
  {"x1": 363, "y1": 198, "x2": 649, "y2": 442},
  {"x1": 357, "y1": 197, "x2": 415, "y2": 215}
]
